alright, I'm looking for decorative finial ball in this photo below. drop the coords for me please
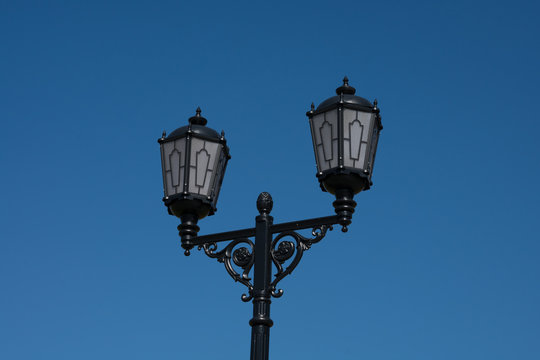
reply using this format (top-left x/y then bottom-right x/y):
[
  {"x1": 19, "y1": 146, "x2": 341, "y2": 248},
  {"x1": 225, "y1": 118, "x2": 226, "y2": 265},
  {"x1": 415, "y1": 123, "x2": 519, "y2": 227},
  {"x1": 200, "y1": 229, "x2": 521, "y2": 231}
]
[{"x1": 256, "y1": 192, "x2": 273, "y2": 215}]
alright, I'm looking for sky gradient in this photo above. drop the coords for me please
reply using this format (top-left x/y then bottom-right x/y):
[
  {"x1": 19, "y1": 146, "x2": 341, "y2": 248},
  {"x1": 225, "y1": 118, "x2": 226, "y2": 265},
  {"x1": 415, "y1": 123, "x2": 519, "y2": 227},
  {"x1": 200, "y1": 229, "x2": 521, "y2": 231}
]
[{"x1": 1, "y1": 1, "x2": 539, "y2": 359}]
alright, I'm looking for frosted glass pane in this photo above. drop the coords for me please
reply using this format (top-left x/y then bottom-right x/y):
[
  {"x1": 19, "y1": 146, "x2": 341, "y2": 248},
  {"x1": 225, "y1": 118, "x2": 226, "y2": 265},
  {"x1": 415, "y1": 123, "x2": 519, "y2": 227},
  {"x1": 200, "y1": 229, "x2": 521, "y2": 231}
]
[
  {"x1": 178, "y1": 167, "x2": 185, "y2": 194},
  {"x1": 310, "y1": 114, "x2": 325, "y2": 171},
  {"x1": 170, "y1": 149, "x2": 182, "y2": 187},
  {"x1": 316, "y1": 145, "x2": 327, "y2": 171},
  {"x1": 361, "y1": 113, "x2": 375, "y2": 169},
  {"x1": 163, "y1": 142, "x2": 175, "y2": 171},
  {"x1": 325, "y1": 109, "x2": 338, "y2": 169},
  {"x1": 349, "y1": 120, "x2": 363, "y2": 160},
  {"x1": 343, "y1": 139, "x2": 353, "y2": 167},
  {"x1": 161, "y1": 138, "x2": 186, "y2": 196},
  {"x1": 320, "y1": 119, "x2": 333, "y2": 161},
  {"x1": 331, "y1": 137, "x2": 338, "y2": 167},
  {"x1": 342, "y1": 108, "x2": 356, "y2": 139},
  {"x1": 208, "y1": 145, "x2": 226, "y2": 204},
  {"x1": 367, "y1": 126, "x2": 380, "y2": 175},
  {"x1": 310, "y1": 109, "x2": 338, "y2": 171},
  {"x1": 343, "y1": 109, "x2": 373, "y2": 170},
  {"x1": 358, "y1": 143, "x2": 367, "y2": 169},
  {"x1": 166, "y1": 172, "x2": 175, "y2": 196},
  {"x1": 188, "y1": 138, "x2": 220, "y2": 196},
  {"x1": 310, "y1": 114, "x2": 325, "y2": 147},
  {"x1": 202, "y1": 142, "x2": 219, "y2": 196},
  {"x1": 357, "y1": 112, "x2": 373, "y2": 142},
  {"x1": 309, "y1": 118, "x2": 321, "y2": 170}
]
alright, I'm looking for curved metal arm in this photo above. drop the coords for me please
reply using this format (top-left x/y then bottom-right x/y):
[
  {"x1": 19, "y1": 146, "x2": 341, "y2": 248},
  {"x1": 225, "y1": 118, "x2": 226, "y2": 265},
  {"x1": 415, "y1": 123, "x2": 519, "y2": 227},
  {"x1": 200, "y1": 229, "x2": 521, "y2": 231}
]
[
  {"x1": 269, "y1": 224, "x2": 333, "y2": 298},
  {"x1": 200, "y1": 238, "x2": 255, "y2": 302},
  {"x1": 192, "y1": 216, "x2": 337, "y2": 302}
]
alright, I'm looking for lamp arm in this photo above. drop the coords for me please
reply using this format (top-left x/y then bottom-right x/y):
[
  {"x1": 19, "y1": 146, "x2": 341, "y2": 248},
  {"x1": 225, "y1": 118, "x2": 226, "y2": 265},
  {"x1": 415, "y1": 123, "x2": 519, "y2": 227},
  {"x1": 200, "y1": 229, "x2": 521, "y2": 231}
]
[
  {"x1": 184, "y1": 214, "x2": 339, "y2": 301},
  {"x1": 188, "y1": 215, "x2": 340, "y2": 247},
  {"x1": 270, "y1": 215, "x2": 339, "y2": 234}
]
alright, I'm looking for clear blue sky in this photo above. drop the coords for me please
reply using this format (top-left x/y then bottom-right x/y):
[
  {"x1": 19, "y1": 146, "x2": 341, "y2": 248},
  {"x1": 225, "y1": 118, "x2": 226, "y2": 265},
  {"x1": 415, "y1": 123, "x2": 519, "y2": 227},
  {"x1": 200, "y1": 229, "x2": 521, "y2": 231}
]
[{"x1": 1, "y1": 1, "x2": 539, "y2": 359}]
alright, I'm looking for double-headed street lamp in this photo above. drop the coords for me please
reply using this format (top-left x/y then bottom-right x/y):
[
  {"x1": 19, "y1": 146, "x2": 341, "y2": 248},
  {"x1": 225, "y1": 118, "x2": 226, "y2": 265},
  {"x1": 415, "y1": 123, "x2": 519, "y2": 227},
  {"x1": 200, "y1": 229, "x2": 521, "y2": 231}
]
[{"x1": 158, "y1": 78, "x2": 382, "y2": 360}]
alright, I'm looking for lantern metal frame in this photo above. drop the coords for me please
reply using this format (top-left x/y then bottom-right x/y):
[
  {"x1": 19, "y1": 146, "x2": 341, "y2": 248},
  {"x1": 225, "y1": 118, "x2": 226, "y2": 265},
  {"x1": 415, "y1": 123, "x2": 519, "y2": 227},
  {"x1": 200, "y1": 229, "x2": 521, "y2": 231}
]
[
  {"x1": 307, "y1": 77, "x2": 383, "y2": 194},
  {"x1": 158, "y1": 79, "x2": 382, "y2": 360},
  {"x1": 158, "y1": 107, "x2": 231, "y2": 220}
]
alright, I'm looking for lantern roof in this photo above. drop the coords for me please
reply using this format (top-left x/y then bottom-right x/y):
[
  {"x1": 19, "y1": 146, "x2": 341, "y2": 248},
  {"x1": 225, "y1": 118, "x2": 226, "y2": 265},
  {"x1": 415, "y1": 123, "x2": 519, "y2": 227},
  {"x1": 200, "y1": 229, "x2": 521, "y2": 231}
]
[
  {"x1": 160, "y1": 107, "x2": 222, "y2": 143},
  {"x1": 315, "y1": 77, "x2": 374, "y2": 113}
]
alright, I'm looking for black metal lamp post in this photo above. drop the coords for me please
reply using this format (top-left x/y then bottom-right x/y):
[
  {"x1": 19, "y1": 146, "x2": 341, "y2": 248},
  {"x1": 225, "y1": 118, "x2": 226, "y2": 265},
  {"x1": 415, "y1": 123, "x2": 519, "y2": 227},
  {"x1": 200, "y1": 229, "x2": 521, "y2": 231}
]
[{"x1": 158, "y1": 78, "x2": 382, "y2": 360}]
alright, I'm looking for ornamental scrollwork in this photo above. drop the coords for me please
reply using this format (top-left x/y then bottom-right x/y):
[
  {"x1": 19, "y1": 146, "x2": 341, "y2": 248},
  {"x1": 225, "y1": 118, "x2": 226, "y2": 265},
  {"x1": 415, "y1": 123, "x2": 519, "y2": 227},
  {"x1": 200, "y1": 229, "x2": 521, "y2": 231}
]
[
  {"x1": 199, "y1": 238, "x2": 255, "y2": 302},
  {"x1": 269, "y1": 224, "x2": 333, "y2": 298}
]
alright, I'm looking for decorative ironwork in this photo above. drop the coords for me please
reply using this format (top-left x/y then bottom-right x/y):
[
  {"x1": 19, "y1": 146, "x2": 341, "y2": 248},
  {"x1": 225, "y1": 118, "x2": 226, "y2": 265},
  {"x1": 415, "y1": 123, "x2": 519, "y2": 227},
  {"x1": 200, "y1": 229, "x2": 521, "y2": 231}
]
[
  {"x1": 195, "y1": 223, "x2": 334, "y2": 301},
  {"x1": 200, "y1": 238, "x2": 255, "y2": 302},
  {"x1": 269, "y1": 224, "x2": 333, "y2": 298}
]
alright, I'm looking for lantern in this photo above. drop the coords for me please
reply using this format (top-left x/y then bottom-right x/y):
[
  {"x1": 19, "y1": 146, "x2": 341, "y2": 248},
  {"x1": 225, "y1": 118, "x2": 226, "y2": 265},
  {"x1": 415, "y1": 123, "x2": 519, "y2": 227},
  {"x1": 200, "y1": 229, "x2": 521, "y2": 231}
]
[
  {"x1": 158, "y1": 108, "x2": 230, "y2": 245},
  {"x1": 307, "y1": 77, "x2": 382, "y2": 229}
]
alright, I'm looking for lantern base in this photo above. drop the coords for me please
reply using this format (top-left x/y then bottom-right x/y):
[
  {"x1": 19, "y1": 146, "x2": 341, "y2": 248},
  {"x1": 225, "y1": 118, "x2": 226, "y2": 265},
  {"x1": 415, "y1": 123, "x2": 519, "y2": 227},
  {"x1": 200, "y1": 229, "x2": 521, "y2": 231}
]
[
  {"x1": 166, "y1": 197, "x2": 213, "y2": 219},
  {"x1": 321, "y1": 172, "x2": 369, "y2": 195},
  {"x1": 333, "y1": 188, "x2": 357, "y2": 232}
]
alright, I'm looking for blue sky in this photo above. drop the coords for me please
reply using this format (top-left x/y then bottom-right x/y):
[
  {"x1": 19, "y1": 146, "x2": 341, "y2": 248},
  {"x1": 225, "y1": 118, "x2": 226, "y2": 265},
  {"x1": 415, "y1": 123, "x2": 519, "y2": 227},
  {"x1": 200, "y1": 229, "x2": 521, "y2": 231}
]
[{"x1": 1, "y1": 1, "x2": 539, "y2": 359}]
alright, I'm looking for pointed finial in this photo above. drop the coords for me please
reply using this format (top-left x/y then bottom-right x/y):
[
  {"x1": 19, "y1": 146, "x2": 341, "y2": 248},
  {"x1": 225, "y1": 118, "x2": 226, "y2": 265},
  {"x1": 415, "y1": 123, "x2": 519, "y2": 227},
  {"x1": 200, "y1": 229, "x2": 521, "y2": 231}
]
[
  {"x1": 373, "y1": 99, "x2": 378, "y2": 110},
  {"x1": 306, "y1": 102, "x2": 316, "y2": 116},
  {"x1": 336, "y1": 76, "x2": 356, "y2": 95},
  {"x1": 162, "y1": 130, "x2": 166, "y2": 138},
  {"x1": 256, "y1": 192, "x2": 273, "y2": 215},
  {"x1": 189, "y1": 106, "x2": 207, "y2": 126}
]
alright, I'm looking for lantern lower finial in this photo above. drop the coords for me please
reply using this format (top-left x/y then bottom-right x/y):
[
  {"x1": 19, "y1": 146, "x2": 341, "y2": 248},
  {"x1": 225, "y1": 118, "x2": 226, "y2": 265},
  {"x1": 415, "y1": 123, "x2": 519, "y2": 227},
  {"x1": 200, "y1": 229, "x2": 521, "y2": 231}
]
[
  {"x1": 178, "y1": 213, "x2": 200, "y2": 256},
  {"x1": 332, "y1": 188, "x2": 357, "y2": 232}
]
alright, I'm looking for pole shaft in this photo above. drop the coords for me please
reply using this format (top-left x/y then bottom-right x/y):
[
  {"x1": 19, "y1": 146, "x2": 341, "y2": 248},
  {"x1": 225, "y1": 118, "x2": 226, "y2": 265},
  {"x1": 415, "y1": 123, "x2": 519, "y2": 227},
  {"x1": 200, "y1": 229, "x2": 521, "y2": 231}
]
[{"x1": 250, "y1": 195, "x2": 274, "y2": 360}]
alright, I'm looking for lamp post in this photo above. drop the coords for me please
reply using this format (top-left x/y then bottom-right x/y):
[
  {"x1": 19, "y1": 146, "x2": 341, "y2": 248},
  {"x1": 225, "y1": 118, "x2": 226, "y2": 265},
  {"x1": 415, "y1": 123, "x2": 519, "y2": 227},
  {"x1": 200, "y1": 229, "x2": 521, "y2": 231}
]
[{"x1": 158, "y1": 78, "x2": 382, "y2": 360}]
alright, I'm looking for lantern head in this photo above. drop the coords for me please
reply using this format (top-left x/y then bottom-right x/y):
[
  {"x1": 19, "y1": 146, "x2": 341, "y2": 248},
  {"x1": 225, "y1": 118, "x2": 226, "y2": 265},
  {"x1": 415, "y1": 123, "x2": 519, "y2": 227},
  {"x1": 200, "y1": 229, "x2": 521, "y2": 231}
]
[
  {"x1": 159, "y1": 107, "x2": 230, "y2": 221},
  {"x1": 307, "y1": 77, "x2": 382, "y2": 230}
]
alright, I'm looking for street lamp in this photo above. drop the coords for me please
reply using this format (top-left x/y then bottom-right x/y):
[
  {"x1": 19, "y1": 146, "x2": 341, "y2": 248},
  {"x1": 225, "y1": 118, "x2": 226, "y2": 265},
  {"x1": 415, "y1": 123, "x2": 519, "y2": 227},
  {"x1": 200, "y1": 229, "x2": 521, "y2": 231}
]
[
  {"x1": 158, "y1": 107, "x2": 230, "y2": 251},
  {"x1": 308, "y1": 76, "x2": 382, "y2": 231},
  {"x1": 158, "y1": 78, "x2": 382, "y2": 360}
]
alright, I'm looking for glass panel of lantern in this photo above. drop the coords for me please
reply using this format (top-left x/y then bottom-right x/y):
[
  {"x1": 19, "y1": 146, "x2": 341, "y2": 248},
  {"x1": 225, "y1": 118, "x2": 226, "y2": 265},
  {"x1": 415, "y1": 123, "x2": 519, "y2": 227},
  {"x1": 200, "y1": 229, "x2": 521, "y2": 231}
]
[
  {"x1": 309, "y1": 109, "x2": 339, "y2": 172},
  {"x1": 160, "y1": 133, "x2": 228, "y2": 200},
  {"x1": 342, "y1": 108, "x2": 375, "y2": 171},
  {"x1": 188, "y1": 137, "x2": 222, "y2": 197},
  {"x1": 366, "y1": 112, "x2": 381, "y2": 179},
  {"x1": 160, "y1": 137, "x2": 187, "y2": 198}
]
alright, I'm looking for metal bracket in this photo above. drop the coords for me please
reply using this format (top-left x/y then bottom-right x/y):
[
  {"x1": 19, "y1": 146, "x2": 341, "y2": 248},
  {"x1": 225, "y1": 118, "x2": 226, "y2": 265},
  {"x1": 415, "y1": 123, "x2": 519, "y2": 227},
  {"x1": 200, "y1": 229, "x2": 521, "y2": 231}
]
[
  {"x1": 269, "y1": 224, "x2": 333, "y2": 298},
  {"x1": 199, "y1": 238, "x2": 255, "y2": 302},
  {"x1": 194, "y1": 217, "x2": 336, "y2": 301}
]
